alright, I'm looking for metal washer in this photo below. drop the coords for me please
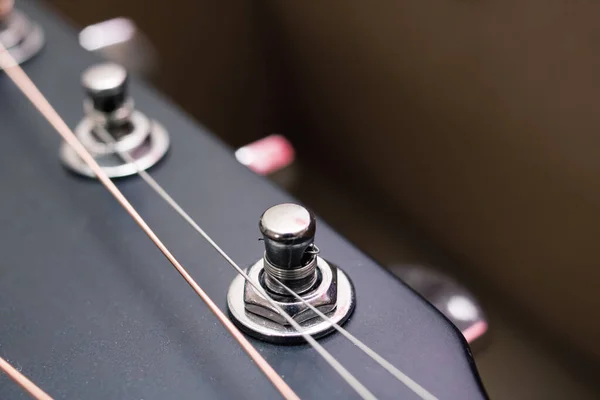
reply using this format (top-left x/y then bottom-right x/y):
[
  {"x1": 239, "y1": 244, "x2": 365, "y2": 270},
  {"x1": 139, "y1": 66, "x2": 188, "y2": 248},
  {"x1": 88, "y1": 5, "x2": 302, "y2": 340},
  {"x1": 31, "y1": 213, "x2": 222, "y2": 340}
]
[
  {"x1": 227, "y1": 258, "x2": 356, "y2": 344},
  {"x1": 0, "y1": 10, "x2": 44, "y2": 68},
  {"x1": 59, "y1": 115, "x2": 170, "y2": 178}
]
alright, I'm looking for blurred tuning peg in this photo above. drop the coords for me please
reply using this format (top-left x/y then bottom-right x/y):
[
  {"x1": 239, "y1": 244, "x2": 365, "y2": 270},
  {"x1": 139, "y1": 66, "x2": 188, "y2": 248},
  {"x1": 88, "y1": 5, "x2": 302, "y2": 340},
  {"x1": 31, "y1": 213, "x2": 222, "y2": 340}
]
[
  {"x1": 79, "y1": 17, "x2": 157, "y2": 78},
  {"x1": 392, "y1": 263, "x2": 489, "y2": 352}
]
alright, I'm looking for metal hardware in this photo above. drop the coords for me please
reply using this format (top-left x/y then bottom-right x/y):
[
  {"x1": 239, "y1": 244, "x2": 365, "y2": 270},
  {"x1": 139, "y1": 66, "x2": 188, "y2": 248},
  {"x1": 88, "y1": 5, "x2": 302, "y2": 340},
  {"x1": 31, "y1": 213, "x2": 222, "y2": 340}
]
[
  {"x1": 60, "y1": 63, "x2": 169, "y2": 178},
  {"x1": 0, "y1": 3, "x2": 44, "y2": 68},
  {"x1": 227, "y1": 204, "x2": 356, "y2": 344},
  {"x1": 259, "y1": 203, "x2": 318, "y2": 295},
  {"x1": 392, "y1": 264, "x2": 489, "y2": 350},
  {"x1": 228, "y1": 257, "x2": 355, "y2": 344},
  {"x1": 262, "y1": 253, "x2": 318, "y2": 295}
]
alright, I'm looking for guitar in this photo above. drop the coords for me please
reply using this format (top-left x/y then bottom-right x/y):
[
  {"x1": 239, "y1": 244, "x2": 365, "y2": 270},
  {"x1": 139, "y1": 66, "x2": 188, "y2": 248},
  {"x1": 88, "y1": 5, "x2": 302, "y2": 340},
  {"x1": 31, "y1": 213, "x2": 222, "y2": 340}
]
[{"x1": 0, "y1": 1, "x2": 487, "y2": 398}]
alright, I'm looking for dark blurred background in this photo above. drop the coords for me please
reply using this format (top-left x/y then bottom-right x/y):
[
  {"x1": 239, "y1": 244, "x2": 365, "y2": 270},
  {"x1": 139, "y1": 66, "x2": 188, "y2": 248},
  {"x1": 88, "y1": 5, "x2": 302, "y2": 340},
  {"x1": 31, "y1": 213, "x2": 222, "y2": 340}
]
[{"x1": 46, "y1": 1, "x2": 600, "y2": 398}]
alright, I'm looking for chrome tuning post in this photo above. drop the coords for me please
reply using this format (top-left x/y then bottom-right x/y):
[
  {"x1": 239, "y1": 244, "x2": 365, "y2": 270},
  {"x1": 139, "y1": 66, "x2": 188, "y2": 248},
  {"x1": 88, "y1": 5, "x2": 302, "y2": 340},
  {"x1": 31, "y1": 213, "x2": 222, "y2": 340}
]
[
  {"x1": 227, "y1": 203, "x2": 356, "y2": 344},
  {"x1": 0, "y1": 0, "x2": 44, "y2": 67},
  {"x1": 60, "y1": 62, "x2": 170, "y2": 178}
]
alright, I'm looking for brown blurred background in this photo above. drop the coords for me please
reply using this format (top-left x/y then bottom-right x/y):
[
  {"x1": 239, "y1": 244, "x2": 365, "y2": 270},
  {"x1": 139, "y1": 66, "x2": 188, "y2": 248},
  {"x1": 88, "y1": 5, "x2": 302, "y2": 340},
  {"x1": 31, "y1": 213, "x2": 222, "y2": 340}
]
[{"x1": 47, "y1": 0, "x2": 600, "y2": 398}]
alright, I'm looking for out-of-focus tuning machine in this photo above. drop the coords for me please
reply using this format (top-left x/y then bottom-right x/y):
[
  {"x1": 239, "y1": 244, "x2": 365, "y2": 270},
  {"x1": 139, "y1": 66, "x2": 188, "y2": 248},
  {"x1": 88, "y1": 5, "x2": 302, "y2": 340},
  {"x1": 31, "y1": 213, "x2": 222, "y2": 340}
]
[
  {"x1": 60, "y1": 62, "x2": 170, "y2": 178},
  {"x1": 0, "y1": 0, "x2": 44, "y2": 67},
  {"x1": 227, "y1": 203, "x2": 356, "y2": 344}
]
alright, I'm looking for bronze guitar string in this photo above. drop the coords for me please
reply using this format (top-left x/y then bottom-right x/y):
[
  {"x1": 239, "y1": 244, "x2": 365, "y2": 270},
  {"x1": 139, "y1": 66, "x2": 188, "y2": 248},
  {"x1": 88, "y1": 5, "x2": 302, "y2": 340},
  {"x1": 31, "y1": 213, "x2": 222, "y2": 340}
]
[
  {"x1": 0, "y1": 44, "x2": 299, "y2": 400},
  {"x1": 94, "y1": 126, "x2": 437, "y2": 400},
  {"x1": 2, "y1": 41, "x2": 436, "y2": 400},
  {"x1": 91, "y1": 127, "x2": 378, "y2": 400},
  {"x1": 0, "y1": 356, "x2": 53, "y2": 400},
  {"x1": 92, "y1": 123, "x2": 439, "y2": 400}
]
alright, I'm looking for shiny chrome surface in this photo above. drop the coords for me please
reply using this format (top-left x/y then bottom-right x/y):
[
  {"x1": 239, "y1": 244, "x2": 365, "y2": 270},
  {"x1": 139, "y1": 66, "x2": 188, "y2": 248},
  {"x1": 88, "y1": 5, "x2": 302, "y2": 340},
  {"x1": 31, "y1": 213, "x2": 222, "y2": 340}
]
[
  {"x1": 259, "y1": 203, "x2": 319, "y2": 294},
  {"x1": 263, "y1": 252, "x2": 318, "y2": 295},
  {"x1": 227, "y1": 257, "x2": 355, "y2": 344},
  {"x1": 245, "y1": 256, "x2": 337, "y2": 325},
  {"x1": 81, "y1": 62, "x2": 127, "y2": 96},
  {"x1": 76, "y1": 110, "x2": 149, "y2": 155},
  {"x1": 81, "y1": 62, "x2": 129, "y2": 115},
  {"x1": 229, "y1": 203, "x2": 356, "y2": 343},
  {"x1": 59, "y1": 118, "x2": 169, "y2": 178},
  {"x1": 60, "y1": 62, "x2": 169, "y2": 178},
  {"x1": 260, "y1": 203, "x2": 315, "y2": 240}
]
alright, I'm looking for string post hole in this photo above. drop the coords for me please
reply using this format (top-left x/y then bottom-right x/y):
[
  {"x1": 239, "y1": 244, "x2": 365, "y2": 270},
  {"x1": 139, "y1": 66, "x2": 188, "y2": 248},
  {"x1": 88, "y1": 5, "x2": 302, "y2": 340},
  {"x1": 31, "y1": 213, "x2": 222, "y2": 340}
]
[
  {"x1": 59, "y1": 62, "x2": 169, "y2": 178},
  {"x1": 227, "y1": 203, "x2": 356, "y2": 344}
]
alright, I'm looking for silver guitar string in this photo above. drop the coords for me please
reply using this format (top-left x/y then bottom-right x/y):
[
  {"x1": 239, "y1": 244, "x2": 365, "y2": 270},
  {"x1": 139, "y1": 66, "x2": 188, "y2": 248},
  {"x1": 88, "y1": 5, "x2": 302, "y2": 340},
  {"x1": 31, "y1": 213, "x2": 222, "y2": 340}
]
[
  {"x1": 2, "y1": 35, "x2": 367, "y2": 399},
  {"x1": 271, "y1": 279, "x2": 438, "y2": 400},
  {"x1": 0, "y1": 43, "x2": 300, "y2": 400},
  {"x1": 93, "y1": 127, "x2": 377, "y2": 400},
  {"x1": 96, "y1": 126, "x2": 437, "y2": 400}
]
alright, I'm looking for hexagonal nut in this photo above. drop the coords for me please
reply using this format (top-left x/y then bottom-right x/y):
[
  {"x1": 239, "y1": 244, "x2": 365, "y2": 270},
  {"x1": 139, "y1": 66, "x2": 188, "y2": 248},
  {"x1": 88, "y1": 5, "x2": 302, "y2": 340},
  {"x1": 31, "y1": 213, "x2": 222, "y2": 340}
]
[{"x1": 244, "y1": 257, "x2": 338, "y2": 326}]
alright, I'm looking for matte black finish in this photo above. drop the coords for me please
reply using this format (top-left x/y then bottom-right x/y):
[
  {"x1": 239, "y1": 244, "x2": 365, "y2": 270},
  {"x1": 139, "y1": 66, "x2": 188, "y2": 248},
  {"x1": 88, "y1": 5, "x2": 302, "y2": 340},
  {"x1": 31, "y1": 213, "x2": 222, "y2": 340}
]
[{"x1": 0, "y1": 1, "x2": 487, "y2": 399}]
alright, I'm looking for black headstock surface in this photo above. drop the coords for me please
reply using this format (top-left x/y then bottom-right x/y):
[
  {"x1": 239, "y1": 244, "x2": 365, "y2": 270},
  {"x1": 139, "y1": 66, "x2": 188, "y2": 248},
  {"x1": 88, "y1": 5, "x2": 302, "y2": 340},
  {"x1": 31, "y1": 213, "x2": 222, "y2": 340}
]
[{"x1": 0, "y1": 1, "x2": 486, "y2": 398}]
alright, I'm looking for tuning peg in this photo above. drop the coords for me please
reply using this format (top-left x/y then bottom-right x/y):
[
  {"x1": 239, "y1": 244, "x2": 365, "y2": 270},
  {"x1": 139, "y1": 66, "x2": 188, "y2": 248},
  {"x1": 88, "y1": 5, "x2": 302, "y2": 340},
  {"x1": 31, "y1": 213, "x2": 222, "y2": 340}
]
[
  {"x1": 81, "y1": 63, "x2": 129, "y2": 114},
  {"x1": 227, "y1": 203, "x2": 355, "y2": 343},
  {"x1": 60, "y1": 63, "x2": 170, "y2": 178},
  {"x1": 260, "y1": 203, "x2": 316, "y2": 269},
  {"x1": 259, "y1": 203, "x2": 318, "y2": 295}
]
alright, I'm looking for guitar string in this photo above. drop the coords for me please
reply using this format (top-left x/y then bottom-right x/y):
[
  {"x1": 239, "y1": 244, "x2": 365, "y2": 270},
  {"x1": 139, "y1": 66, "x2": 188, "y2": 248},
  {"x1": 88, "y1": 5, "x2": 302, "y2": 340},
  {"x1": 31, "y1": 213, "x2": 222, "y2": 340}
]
[
  {"x1": 0, "y1": 356, "x2": 53, "y2": 400},
  {"x1": 93, "y1": 124, "x2": 378, "y2": 400},
  {"x1": 270, "y1": 280, "x2": 437, "y2": 400},
  {"x1": 0, "y1": 44, "x2": 300, "y2": 400},
  {"x1": 2, "y1": 41, "x2": 431, "y2": 400},
  {"x1": 93, "y1": 120, "x2": 437, "y2": 400}
]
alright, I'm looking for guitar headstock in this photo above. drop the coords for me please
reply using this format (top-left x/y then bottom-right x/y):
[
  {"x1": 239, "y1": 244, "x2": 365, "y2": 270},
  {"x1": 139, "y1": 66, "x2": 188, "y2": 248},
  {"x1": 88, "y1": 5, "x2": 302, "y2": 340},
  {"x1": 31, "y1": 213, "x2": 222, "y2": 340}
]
[{"x1": 0, "y1": 1, "x2": 487, "y2": 399}]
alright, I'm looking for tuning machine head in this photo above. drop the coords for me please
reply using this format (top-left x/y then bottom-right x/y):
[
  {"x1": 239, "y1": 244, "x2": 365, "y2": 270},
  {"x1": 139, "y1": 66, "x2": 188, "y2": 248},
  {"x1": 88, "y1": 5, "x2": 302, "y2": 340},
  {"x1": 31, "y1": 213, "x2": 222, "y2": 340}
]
[
  {"x1": 82, "y1": 62, "x2": 130, "y2": 114},
  {"x1": 59, "y1": 62, "x2": 170, "y2": 178},
  {"x1": 0, "y1": 0, "x2": 44, "y2": 68},
  {"x1": 227, "y1": 203, "x2": 356, "y2": 344},
  {"x1": 259, "y1": 204, "x2": 320, "y2": 295}
]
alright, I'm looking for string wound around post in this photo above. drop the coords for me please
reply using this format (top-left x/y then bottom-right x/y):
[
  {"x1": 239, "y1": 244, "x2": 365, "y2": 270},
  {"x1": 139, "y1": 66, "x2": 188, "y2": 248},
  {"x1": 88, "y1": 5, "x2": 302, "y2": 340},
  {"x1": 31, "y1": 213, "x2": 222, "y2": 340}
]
[{"x1": 227, "y1": 203, "x2": 356, "y2": 344}]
